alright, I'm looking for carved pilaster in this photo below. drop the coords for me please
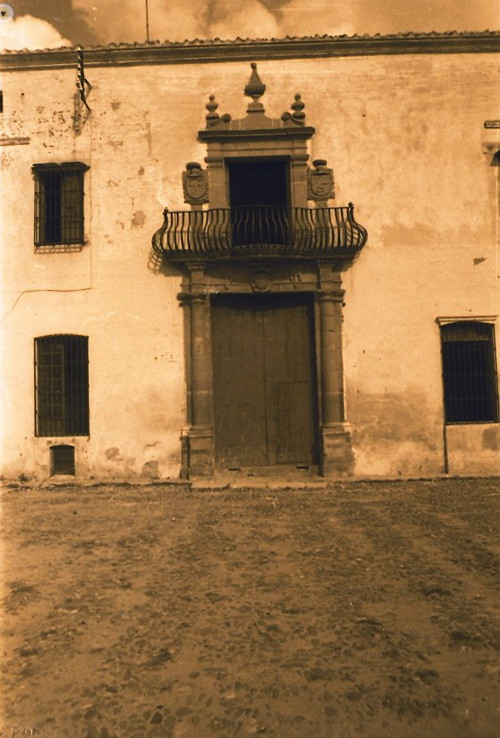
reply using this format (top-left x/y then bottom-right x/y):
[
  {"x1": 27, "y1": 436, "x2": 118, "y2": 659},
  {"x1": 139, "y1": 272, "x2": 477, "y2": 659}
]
[
  {"x1": 317, "y1": 268, "x2": 353, "y2": 475},
  {"x1": 317, "y1": 290, "x2": 345, "y2": 426},
  {"x1": 178, "y1": 270, "x2": 214, "y2": 478}
]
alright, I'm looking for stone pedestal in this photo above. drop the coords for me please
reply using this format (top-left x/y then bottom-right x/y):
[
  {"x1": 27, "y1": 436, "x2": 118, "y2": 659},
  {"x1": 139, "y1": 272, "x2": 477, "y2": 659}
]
[
  {"x1": 182, "y1": 425, "x2": 214, "y2": 479},
  {"x1": 321, "y1": 422, "x2": 355, "y2": 476}
]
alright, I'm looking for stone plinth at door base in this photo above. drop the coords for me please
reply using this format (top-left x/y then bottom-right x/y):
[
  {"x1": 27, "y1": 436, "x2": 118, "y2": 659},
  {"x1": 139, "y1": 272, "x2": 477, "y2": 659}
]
[
  {"x1": 181, "y1": 426, "x2": 214, "y2": 479},
  {"x1": 320, "y1": 423, "x2": 354, "y2": 477},
  {"x1": 181, "y1": 424, "x2": 354, "y2": 481}
]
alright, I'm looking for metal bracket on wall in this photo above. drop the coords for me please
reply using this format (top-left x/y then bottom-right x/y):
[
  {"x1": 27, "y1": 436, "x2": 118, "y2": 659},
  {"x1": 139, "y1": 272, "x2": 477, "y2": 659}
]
[{"x1": 73, "y1": 48, "x2": 92, "y2": 134}]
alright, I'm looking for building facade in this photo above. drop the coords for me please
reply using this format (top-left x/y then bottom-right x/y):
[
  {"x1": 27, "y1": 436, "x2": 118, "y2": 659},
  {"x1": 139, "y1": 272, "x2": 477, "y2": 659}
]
[{"x1": 1, "y1": 32, "x2": 499, "y2": 482}]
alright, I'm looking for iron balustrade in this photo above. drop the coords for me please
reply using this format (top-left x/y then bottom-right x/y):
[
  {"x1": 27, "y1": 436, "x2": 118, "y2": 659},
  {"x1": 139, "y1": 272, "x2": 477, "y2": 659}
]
[{"x1": 152, "y1": 204, "x2": 367, "y2": 261}]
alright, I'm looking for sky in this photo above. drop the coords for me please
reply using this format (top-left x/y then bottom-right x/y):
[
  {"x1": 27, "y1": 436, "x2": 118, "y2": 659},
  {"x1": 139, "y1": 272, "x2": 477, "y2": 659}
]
[{"x1": 0, "y1": 0, "x2": 498, "y2": 51}]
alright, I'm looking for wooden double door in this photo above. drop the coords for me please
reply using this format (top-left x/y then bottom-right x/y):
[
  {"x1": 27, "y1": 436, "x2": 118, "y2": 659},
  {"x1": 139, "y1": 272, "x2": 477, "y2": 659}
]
[{"x1": 211, "y1": 293, "x2": 319, "y2": 468}]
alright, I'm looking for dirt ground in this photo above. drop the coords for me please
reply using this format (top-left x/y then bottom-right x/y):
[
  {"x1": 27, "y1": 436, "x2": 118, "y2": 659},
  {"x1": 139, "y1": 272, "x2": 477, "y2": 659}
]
[{"x1": 0, "y1": 478, "x2": 498, "y2": 738}]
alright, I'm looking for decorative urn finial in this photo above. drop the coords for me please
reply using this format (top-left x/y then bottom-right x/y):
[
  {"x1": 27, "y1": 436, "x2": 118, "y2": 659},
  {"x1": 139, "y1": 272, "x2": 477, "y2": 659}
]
[
  {"x1": 205, "y1": 94, "x2": 220, "y2": 126},
  {"x1": 281, "y1": 92, "x2": 306, "y2": 126},
  {"x1": 291, "y1": 93, "x2": 305, "y2": 123},
  {"x1": 244, "y1": 62, "x2": 266, "y2": 112}
]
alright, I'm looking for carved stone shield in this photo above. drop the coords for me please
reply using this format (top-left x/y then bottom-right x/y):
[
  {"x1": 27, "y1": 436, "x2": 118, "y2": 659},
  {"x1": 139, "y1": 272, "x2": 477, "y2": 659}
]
[
  {"x1": 308, "y1": 159, "x2": 334, "y2": 201},
  {"x1": 183, "y1": 162, "x2": 209, "y2": 204}
]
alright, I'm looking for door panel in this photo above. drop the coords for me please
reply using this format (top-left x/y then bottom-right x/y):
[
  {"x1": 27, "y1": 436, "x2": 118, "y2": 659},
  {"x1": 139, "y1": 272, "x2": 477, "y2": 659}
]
[
  {"x1": 211, "y1": 293, "x2": 318, "y2": 467},
  {"x1": 263, "y1": 296, "x2": 317, "y2": 464},
  {"x1": 211, "y1": 298, "x2": 267, "y2": 467},
  {"x1": 272, "y1": 382, "x2": 314, "y2": 464}
]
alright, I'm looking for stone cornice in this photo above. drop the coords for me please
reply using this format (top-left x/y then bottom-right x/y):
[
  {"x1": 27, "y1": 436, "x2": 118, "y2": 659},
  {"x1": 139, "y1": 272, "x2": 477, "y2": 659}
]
[
  {"x1": 198, "y1": 127, "x2": 316, "y2": 143},
  {"x1": 1, "y1": 31, "x2": 499, "y2": 72}
]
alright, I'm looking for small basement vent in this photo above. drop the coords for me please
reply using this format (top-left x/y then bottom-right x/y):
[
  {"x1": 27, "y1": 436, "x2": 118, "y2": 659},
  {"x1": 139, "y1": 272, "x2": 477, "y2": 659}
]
[{"x1": 50, "y1": 445, "x2": 75, "y2": 476}]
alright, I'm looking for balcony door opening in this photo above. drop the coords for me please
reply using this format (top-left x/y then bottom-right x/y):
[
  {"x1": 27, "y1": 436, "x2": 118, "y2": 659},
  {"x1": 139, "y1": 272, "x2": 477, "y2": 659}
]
[
  {"x1": 227, "y1": 159, "x2": 290, "y2": 246},
  {"x1": 211, "y1": 292, "x2": 319, "y2": 470}
]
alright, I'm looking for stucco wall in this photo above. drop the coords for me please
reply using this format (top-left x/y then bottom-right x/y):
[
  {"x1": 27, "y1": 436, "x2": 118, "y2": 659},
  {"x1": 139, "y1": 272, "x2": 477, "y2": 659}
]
[{"x1": 0, "y1": 48, "x2": 498, "y2": 480}]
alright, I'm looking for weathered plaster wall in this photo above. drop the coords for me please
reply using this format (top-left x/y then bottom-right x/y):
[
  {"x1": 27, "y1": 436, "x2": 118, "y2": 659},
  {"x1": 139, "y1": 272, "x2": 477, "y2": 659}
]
[
  {"x1": 0, "y1": 65, "x2": 187, "y2": 481},
  {"x1": 0, "y1": 49, "x2": 498, "y2": 480}
]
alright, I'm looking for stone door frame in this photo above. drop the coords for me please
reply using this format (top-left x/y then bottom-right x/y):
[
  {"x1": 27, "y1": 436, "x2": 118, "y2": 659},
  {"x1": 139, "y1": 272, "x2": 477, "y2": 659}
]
[
  {"x1": 177, "y1": 68, "x2": 356, "y2": 478},
  {"x1": 179, "y1": 259, "x2": 353, "y2": 479}
]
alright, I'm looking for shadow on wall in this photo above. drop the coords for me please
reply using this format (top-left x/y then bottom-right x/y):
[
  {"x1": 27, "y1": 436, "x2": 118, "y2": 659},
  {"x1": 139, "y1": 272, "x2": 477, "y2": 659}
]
[{"x1": 147, "y1": 248, "x2": 181, "y2": 278}]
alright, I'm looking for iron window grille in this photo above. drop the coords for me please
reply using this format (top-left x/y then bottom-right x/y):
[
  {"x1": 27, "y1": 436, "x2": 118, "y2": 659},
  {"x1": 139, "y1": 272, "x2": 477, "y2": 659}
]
[
  {"x1": 440, "y1": 321, "x2": 499, "y2": 423},
  {"x1": 35, "y1": 335, "x2": 89, "y2": 437},
  {"x1": 50, "y1": 445, "x2": 76, "y2": 476},
  {"x1": 33, "y1": 163, "x2": 88, "y2": 247}
]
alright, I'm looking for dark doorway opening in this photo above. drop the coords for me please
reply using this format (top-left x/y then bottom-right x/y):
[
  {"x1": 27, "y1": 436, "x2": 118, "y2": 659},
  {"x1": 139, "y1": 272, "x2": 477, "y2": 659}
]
[
  {"x1": 228, "y1": 159, "x2": 289, "y2": 208},
  {"x1": 227, "y1": 159, "x2": 290, "y2": 246},
  {"x1": 211, "y1": 292, "x2": 319, "y2": 468}
]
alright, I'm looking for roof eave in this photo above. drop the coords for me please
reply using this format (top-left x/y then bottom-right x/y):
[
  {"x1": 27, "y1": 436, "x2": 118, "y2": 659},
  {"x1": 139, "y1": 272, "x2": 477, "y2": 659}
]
[{"x1": 1, "y1": 31, "x2": 499, "y2": 72}]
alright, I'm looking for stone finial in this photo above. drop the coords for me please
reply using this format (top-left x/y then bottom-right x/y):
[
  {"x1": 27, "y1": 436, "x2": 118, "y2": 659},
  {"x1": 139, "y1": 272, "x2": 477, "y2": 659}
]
[
  {"x1": 205, "y1": 94, "x2": 231, "y2": 128},
  {"x1": 281, "y1": 93, "x2": 306, "y2": 126},
  {"x1": 308, "y1": 159, "x2": 335, "y2": 202},
  {"x1": 244, "y1": 62, "x2": 266, "y2": 112},
  {"x1": 182, "y1": 162, "x2": 209, "y2": 205},
  {"x1": 206, "y1": 95, "x2": 220, "y2": 126},
  {"x1": 291, "y1": 94, "x2": 305, "y2": 123}
]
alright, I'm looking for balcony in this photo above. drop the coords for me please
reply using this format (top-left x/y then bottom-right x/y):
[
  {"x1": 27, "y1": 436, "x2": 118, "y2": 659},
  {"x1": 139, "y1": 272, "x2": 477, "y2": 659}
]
[{"x1": 152, "y1": 204, "x2": 367, "y2": 263}]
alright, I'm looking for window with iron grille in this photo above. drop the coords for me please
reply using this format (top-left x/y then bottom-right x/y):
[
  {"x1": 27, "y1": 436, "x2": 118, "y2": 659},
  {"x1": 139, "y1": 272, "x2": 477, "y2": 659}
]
[
  {"x1": 50, "y1": 445, "x2": 76, "y2": 476},
  {"x1": 440, "y1": 321, "x2": 499, "y2": 423},
  {"x1": 32, "y1": 163, "x2": 88, "y2": 246},
  {"x1": 35, "y1": 335, "x2": 89, "y2": 436}
]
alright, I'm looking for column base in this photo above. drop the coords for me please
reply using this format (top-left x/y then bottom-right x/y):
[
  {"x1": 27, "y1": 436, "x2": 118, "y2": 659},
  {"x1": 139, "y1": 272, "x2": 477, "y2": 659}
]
[
  {"x1": 181, "y1": 426, "x2": 214, "y2": 479},
  {"x1": 320, "y1": 423, "x2": 354, "y2": 477}
]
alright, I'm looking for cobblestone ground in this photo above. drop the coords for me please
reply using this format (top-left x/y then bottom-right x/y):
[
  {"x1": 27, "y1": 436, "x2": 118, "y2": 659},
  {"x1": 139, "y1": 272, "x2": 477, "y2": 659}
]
[{"x1": 0, "y1": 478, "x2": 498, "y2": 738}]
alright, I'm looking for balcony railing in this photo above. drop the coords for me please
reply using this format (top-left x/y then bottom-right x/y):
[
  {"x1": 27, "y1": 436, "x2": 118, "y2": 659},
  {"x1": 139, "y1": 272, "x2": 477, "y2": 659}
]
[{"x1": 152, "y1": 204, "x2": 367, "y2": 261}]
